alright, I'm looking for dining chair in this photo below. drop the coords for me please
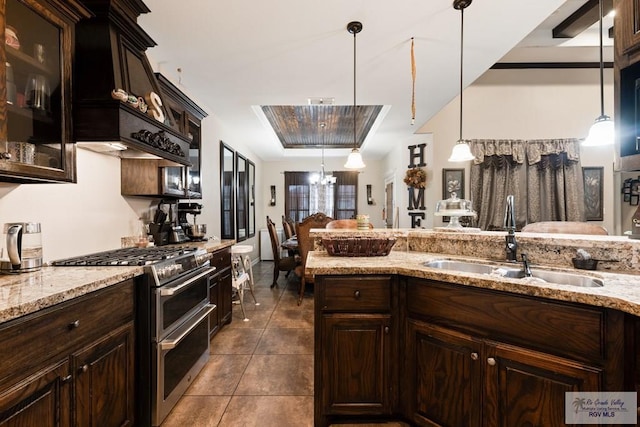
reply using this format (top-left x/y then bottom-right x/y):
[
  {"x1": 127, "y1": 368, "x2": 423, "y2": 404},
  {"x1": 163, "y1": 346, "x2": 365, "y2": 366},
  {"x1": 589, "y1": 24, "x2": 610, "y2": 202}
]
[
  {"x1": 295, "y1": 212, "x2": 333, "y2": 305},
  {"x1": 282, "y1": 215, "x2": 294, "y2": 240},
  {"x1": 521, "y1": 221, "x2": 608, "y2": 235},
  {"x1": 325, "y1": 219, "x2": 373, "y2": 229},
  {"x1": 266, "y1": 216, "x2": 299, "y2": 288}
]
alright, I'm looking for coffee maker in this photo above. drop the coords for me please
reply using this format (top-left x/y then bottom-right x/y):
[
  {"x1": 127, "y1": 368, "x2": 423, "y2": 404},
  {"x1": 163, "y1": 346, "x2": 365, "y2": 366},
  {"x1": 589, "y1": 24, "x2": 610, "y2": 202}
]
[{"x1": 178, "y1": 203, "x2": 207, "y2": 241}]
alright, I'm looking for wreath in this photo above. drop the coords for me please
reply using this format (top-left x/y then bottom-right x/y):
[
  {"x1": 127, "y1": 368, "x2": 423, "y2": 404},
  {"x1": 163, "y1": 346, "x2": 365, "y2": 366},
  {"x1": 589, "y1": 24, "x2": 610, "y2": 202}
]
[{"x1": 404, "y1": 167, "x2": 427, "y2": 189}]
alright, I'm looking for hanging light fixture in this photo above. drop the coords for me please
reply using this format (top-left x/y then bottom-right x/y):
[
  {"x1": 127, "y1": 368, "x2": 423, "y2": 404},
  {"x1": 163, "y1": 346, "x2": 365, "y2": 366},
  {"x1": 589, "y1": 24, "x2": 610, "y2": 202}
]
[
  {"x1": 448, "y1": 0, "x2": 475, "y2": 162},
  {"x1": 583, "y1": 0, "x2": 614, "y2": 146},
  {"x1": 310, "y1": 123, "x2": 336, "y2": 185},
  {"x1": 344, "y1": 21, "x2": 366, "y2": 169}
]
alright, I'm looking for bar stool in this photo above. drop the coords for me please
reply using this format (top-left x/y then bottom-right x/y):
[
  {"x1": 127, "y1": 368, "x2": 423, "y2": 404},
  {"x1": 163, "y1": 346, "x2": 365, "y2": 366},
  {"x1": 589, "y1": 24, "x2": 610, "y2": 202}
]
[{"x1": 231, "y1": 244, "x2": 259, "y2": 321}]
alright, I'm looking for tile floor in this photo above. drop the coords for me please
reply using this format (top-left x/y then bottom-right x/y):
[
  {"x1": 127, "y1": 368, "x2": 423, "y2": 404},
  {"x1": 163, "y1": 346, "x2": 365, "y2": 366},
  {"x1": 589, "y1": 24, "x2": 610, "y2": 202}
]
[{"x1": 160, "y1": 261, "x2": 316, "y2": 427}]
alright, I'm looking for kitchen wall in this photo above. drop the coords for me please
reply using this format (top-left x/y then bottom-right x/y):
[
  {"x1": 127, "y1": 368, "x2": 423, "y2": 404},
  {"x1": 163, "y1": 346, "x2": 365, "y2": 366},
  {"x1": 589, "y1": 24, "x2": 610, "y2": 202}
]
[
  {"x1": 0, "y1": 66, "x2": 621, "y2": 264},
  {"x1": 0, "y1": 89, "x2": 265, "y2": 263},
  {"x1": 382, "y1": 67, "x2": 617, "y2": 233},
  {"x1": 262, "y1": 156, "x2": 386, "y2": 227}
]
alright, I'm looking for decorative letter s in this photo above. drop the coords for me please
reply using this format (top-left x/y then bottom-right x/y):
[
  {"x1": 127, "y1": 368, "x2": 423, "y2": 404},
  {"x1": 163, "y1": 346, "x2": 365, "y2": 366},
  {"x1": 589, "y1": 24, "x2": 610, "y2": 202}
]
[{"x1": 145, "y1": 92, "x2": 165, "y2": 123}]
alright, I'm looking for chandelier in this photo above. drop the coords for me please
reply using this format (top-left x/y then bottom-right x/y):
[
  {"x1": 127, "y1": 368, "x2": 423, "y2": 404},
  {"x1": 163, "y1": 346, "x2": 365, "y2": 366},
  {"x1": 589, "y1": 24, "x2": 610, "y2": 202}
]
[{"x1": 310, "y1": 123, "x2": 336, "y2": 185}]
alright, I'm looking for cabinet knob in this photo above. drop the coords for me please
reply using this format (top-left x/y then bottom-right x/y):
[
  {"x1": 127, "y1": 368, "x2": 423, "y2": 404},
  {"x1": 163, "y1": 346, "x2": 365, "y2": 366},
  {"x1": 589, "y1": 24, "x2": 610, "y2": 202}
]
[
  {"x1": 354, "y1": 290, "x2": 361, "y2": 299},
  {"x1": 68, "y1": 320, "x2": 80, "y2": 329},
  {"x1": 80, "y1": 364, "x2": 89, "y2": 373},
  {"x1": 470, "y1": 352, "x2": 479, "y2": 361},
  {"x1": 487, "y1": 357, "x2": 496, "y2": 366},
  {"x1": 384, "y1": 326, "x2": 390, "y2": 334},
  {"x1": 61, "y1": 374, "x2": 72, "y2": 383}
]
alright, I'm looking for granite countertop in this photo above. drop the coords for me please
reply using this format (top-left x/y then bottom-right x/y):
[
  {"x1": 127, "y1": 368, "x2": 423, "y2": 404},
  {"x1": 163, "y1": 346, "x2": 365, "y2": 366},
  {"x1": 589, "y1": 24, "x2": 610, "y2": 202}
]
[
  {"x1": 306, "y1": 250, "x2": 640, "y2": 317},
  {"x1": 0, "y1": 239, "x2": 236, "y2": 324}
]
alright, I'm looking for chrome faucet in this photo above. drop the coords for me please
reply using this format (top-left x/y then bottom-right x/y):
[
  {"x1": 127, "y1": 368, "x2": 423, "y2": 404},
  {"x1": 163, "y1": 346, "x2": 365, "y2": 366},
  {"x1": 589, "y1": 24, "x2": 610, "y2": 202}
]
[{"x1": 504, "y1": 195, "x2": 517, "y2": 261}]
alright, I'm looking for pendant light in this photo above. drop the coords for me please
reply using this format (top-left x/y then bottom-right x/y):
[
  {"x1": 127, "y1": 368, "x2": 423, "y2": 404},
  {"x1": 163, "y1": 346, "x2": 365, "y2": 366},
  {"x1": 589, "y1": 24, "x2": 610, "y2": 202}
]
[
  {"x1": 344, "y1": 21, "x2": 366, "y2": 169},
  {"x1": 448, "y1": 0, "x2": 475, "y2": 162},
  {"x1": 583, "y1": 0, "x2": 614, "y2": 146}
]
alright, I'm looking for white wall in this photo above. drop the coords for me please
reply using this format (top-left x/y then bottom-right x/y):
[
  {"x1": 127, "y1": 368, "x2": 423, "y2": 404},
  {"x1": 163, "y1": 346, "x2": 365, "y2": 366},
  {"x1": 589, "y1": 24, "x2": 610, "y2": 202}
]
[
  {"x1": 393, "y1": 67, "x2": 617, "y2": 233},
  {"x1": 262, "y1": 156, "x2": 387, "y2": 227}
]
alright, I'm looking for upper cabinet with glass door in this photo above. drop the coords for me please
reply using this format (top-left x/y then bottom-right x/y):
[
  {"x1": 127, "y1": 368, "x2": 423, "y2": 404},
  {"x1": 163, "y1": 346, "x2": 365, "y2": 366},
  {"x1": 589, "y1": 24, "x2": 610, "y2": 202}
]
[
  {"x1": 0, "y1": 0, "x2": 90, "y2": 182},
  {"x1": 155, "y1": 73, "x2": 208, "y2": 198}
]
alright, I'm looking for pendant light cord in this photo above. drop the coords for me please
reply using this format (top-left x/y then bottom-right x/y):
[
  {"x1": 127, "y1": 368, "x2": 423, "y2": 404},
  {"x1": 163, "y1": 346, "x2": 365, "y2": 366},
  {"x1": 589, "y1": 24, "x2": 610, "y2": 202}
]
[
  {"x1": 459, "y1": 6, "x2": 464, "y2": 142},
  {"x1": 353, "y1": 28, "x2": 357, "y2": 150},
  {"x1": 598, "y1": 0, "x2": 604, "y2": 117}
]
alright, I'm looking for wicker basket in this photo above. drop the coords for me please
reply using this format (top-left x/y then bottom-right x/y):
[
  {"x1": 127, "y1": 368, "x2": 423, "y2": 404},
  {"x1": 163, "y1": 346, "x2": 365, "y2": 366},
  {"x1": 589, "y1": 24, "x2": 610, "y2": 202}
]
[{"x1": 322, "y1": 237, "x2": 397, "y2": 257}]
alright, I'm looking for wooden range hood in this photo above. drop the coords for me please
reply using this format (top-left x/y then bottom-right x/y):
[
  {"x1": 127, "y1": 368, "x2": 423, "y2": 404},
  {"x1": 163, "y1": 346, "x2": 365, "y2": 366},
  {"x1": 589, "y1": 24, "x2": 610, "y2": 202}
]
[{"x1": 73, "y1": 0, "x2": 190, "y2": 166}]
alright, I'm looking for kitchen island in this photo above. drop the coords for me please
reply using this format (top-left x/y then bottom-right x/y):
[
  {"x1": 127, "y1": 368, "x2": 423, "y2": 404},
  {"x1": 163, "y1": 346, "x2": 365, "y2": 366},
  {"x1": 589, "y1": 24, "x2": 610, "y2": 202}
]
[{"x1": 306, "y1": 230, "x2": 640, "y2": 427}]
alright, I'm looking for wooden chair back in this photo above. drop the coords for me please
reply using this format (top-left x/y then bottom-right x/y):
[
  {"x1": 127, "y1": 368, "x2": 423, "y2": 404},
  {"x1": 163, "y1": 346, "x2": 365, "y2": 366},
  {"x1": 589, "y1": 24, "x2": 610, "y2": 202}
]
[
  {"x1": 282, "y1": 215, "x2": 295, "y2": 239},
  {"x1": 266, "y1": 216, "x2": 282, "y2": 263},
  {"x1": 521, "y1": 221, "x2": 608, "y2": 235},
  {"x1": 296, "y1": 213, "x2": 333, "y2": 283},
  {"x1": 325, "y1": 219, "x2": 374, "y2": 229}
]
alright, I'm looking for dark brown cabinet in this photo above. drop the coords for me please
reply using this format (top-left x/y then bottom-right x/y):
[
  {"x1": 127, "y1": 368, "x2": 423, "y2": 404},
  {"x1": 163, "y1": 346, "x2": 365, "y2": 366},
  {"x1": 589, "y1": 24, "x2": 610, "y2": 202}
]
[
  {"x1": 406, "y1": 321, "x2": 602, "y2": 427},
  {"x1": 0, "y1": 359, "x2": 71, "y2": 426},
  {"x1": 154, "y1": 73, "x2": 208, "y2": 199},
  {"x1": 208, "y1": 246, "x2": 233, "y2": 339},
  {"x1": 314, "y1": 275, "x2": 397, "y2": 426},
  {"x1": 0, "y1": 280, "x2": 135, "y2": 426},
  {"x1": 0, "y1": 0, "x2": 90, "y2": 183},
  {"x1": 314, "y1": 274, "x2": 627, "y2": 427},
  {"x1": 614, "y1": 0, "x2": 640, "y2": 170},
  {"x1": 72, "y1": 324, "x2": 134, "y2": 427}
]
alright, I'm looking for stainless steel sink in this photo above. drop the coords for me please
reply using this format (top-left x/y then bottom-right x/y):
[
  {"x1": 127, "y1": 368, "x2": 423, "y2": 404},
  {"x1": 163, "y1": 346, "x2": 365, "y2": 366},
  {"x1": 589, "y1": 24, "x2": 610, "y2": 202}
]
[
  {"x1": 423, "y1": 260, "x2": 519, "y2": 275},
  {"x1": 524, "y1": 269, "x2": 604, "y2": 287},
  {"x1": 423, "y1": 260, "x2": 604, "y2": 287}
]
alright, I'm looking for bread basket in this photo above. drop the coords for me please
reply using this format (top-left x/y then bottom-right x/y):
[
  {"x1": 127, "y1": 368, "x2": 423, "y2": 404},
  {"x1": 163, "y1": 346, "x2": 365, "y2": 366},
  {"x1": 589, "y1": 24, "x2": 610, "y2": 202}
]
[{"x1": 322, "y1": 237, "x2": 396, "y2": 257}]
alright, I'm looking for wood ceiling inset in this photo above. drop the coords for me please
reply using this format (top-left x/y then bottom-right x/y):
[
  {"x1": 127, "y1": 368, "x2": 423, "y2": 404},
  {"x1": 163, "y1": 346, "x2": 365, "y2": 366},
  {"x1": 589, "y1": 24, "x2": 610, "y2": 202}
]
[{"x1": 261, "y1": 105, "x2": 383, "y2": 149}]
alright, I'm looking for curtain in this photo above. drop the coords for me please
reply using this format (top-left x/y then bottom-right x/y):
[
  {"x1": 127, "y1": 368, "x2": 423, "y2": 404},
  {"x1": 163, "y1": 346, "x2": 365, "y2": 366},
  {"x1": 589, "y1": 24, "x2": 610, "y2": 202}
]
[
  {"x1": 333, "y1": 171, "x2": 359, "y2": 219},
  {"x1": 526, "y1": 139, "x2": 585, "y2": 222},
  {"x1": 470, "y1": 140, "x2": 526, "y2": 230},
  {"x1": 469, "y1": 138, "x2": 584, "y2": 231},
  {"x1": 284, "y1": 172, "x2": 310, "y2": 222}
]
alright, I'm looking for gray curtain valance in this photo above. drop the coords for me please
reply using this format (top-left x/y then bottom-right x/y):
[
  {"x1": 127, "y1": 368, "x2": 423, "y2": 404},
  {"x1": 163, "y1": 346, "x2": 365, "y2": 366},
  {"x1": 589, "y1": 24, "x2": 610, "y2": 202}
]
[
  {"x1": 525, "y1": 138, "x2": 581, "y2": 165},
  {"x1": 470, "y1": 139, "x2": 526, "y2": 165}
]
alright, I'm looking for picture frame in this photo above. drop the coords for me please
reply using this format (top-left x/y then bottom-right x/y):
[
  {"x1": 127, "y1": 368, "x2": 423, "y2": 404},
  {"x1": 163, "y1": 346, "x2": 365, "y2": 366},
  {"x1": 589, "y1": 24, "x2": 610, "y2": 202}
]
[
  {"x1": 442, "y1": 168, "x2": 465, "y2": 223},
  {"x1": 582, "y1": 167, "x2": 604, "y2": 221},
  {"x1": 442, "y1": 168, "x2": 465, "y2": 200}
]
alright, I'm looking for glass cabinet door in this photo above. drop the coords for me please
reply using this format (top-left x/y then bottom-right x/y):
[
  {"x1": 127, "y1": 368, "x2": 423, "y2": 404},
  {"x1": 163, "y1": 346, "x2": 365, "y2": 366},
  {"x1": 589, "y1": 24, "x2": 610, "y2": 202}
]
[
  {"x1": 1, "y1": 0, "x2": 78, "y2": 182},
  {"x1": 187, "y1": 118, "x2": 201, "y2": 198}
]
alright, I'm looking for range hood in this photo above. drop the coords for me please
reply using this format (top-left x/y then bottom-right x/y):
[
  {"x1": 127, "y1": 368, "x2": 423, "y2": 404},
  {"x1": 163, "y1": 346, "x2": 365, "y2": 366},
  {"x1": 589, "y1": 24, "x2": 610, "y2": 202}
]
[{"x1": 73, "y1": 0, "x2": 190, "y2": 166}]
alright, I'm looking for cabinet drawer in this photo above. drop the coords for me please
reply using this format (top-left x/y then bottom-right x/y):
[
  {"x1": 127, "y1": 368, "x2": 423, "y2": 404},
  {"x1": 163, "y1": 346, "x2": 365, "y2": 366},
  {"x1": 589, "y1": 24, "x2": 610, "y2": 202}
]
[
  {"x1": 319, "y1": 276, "x2": 391, "y2": 312},
  {"x1": 0, "y1": 280, "x2": 134, "y2": 385},
  {"x1": 210, "y1": 247, "x2": 231, "y2": 272},
  {"x1": 406, "y1": 278, "x2": 605, "y2": 363}
]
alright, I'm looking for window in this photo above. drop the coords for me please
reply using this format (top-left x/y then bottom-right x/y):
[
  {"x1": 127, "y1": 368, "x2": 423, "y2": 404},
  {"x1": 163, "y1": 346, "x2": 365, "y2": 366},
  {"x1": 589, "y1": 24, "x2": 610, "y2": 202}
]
[{"x1": 284, "y1": 171, "x2": 358, "y2": 221}]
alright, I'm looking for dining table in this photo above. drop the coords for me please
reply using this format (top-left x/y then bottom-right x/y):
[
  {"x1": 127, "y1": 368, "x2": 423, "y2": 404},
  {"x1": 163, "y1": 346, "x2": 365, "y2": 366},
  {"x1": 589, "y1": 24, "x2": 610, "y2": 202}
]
[{"x1": 281, "y1": 236, "x2": 298, "y2": 252}]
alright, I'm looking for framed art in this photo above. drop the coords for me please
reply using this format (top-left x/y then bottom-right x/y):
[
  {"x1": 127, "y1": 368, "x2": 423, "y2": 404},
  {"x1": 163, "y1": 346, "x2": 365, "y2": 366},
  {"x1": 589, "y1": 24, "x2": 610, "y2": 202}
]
[
  {"x1": 582, "y1": 167, "x2": 604, "y2": 221},
  {"x1": 442, "y1": 168, "x2": 465, "y2": 200},
  {"x1": 441, "y1": 168, "x2": 465, "y2": 223}
]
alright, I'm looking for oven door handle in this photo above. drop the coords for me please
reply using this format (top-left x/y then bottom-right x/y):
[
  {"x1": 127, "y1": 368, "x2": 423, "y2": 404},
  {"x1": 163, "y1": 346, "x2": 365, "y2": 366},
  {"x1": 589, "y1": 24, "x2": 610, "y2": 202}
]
[
  {"x1": 159, "y1": 304, "x2": 216, "y2": 351},
  {"x1": 159, "y1": 266, "x2": 217, "y2": 296}
]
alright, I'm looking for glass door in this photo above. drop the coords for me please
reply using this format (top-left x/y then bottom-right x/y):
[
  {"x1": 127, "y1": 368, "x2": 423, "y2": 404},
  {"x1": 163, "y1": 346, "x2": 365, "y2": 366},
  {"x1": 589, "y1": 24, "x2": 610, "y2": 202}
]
[{"x1": 1, "y1": 0, "x2": 72, "y2": 181}]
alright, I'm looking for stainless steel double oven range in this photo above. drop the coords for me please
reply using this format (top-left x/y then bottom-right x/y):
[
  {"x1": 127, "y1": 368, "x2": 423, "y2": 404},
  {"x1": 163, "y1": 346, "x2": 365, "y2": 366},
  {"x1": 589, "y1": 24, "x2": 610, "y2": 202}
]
[{"x1": 53, "y1": 246, "x2": 216, "y2": 426}]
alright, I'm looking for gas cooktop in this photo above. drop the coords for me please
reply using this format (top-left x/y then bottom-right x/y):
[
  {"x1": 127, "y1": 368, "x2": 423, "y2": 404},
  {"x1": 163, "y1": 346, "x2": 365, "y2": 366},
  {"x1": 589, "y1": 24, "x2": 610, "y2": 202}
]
[{"x1": 51, "y1": 246, "x2": 199, "y2": 266}]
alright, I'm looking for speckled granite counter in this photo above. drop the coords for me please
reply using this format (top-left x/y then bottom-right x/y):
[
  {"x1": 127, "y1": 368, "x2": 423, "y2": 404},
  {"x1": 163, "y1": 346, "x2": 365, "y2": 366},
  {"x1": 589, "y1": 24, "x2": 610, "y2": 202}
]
[
  {"x1": 0, "y1": 239, "x2": 236, "y2": 324},
  {"x1": 306, "y1": 246, "x2": 640, "y2": 317}
]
